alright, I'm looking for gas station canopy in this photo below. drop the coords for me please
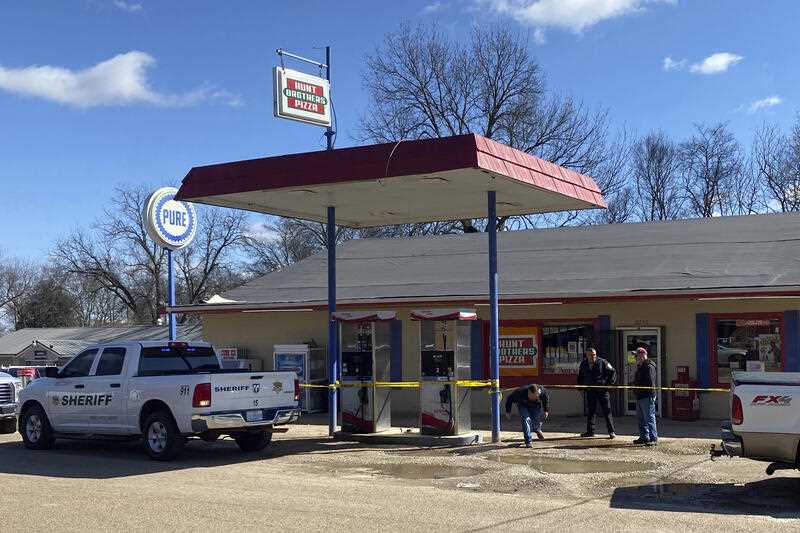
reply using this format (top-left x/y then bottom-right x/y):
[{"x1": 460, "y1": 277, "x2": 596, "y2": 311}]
[{"x1": 176, "y1": 134, "x2": 606, "y2": 227}]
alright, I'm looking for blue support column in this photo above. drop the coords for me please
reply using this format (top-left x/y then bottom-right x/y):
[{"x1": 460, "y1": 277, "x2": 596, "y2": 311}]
[
  {"x1": 167, "y1": 249, "x2": 176, "y2": 341},
  {"x1": 327, "y1": 206, "x2": 338, "y2": 436},
  {"x1": 488, "y1": 191, "x2": 501, "y2": 443}
]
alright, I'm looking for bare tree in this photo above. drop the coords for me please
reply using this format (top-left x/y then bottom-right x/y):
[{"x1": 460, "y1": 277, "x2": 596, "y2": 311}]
[
  {"x1": 54, "y1": 184, "x2": 247, "y2": 324},
  {"x1": 174, "y1": 208, "x2": 247, "y2": 318},
  {"x1": 631, "y1": 131, "x2": 685, "y2": 221},
  {"x1": 0, "y1": 255, "x2": 39, "y2": 329},
  {"x1": 679, "y1": 123, "x2": 743, "y2": 217},
  {"x1": 359, "y1": 23, "x2": 619, "y2": 230},
  {"x1": 66, "y1": 274, "x2": 130, "y2": 327},
  {"x1": 753, "y1": 120, "x2": 800, "y2": 212},
  {"x1": 242, "y1": 218, "x2": 358, "y2": 276}
]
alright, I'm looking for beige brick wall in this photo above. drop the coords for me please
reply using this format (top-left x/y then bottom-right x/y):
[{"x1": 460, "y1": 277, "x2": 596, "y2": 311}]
[{"x1": 200, "y1": 297, "x2": 799, "y2": 421}]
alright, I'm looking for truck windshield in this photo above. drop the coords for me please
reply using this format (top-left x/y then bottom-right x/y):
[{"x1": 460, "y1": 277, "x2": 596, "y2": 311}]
[{"x1": 138, "y1": 346, "x2": 221, "y2": 376}]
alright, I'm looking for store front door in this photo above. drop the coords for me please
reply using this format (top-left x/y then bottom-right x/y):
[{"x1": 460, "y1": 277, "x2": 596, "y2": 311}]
[{"x1": 621, "y1": 329, "x2": 662, "y2": 416}]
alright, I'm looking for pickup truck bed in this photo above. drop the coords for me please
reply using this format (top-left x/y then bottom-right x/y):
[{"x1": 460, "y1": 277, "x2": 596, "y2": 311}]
[{"x1": 715, "y1": 371, "x2": 800, "y2": 471}]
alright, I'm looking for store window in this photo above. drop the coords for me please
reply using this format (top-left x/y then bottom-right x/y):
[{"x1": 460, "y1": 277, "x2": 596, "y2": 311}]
[
  {"x1": 542, "y1": 324, "x2": 593, "y2": 375},
  {"x1": 714, "y1": 317, "x2": 783, "y2": 385}
]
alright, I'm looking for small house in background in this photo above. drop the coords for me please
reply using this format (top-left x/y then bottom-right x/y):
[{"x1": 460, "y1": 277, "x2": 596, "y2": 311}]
[{"x1": 0, "y1": 324, "x2": 204, "y2": 367}]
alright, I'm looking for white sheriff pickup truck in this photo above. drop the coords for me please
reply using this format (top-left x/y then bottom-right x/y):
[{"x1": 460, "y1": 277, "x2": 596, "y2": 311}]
[
  {"x1": 17, "y1": 341, "x2": 301, "y2": 460},
  {"x1": 713, "y1": 371, "x2": 800, "y2": 475}
]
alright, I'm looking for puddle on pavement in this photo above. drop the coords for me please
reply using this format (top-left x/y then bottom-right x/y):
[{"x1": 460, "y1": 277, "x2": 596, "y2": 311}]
[
  {"x1": 486, "y1": 453, "x2": 658, "y2": 474},
  {"x1": 370, "y1": 463, "x2": 484, "y2": 480},
  {"x1": 311, "y1": 462, "x2": 485, "y2": 480}
]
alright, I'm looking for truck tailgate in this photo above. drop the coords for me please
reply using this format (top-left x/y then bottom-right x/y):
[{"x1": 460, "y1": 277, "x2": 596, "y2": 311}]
[
  {"x1": 210, "y1": 372, "x2": 297, "y2": 412},
  {"x1": 735, "y1": 382, "x2": 800, "y2": 434}
]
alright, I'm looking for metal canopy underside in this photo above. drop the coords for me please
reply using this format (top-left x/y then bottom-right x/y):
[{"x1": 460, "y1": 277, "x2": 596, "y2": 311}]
[{"x1": 176, "y1": 134, "x2": 606, "y2": 227}]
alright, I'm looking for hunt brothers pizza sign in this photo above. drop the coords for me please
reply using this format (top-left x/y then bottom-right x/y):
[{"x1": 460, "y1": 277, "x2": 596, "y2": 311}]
[
  {"x1": 273, "y1": 66, "x2": 332, "y2": 127},
  {"x1": 499, "y1": 326, "x2": 540, "y2": 377}
]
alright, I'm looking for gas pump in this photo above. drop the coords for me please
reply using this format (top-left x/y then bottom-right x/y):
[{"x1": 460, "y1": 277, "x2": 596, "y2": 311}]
[
  {"x1": 412, "y1": 309, "x2": 477, "y2": 436},
  {"x1": 335, "y1": 311, "x2": 395, "y2": 433}
]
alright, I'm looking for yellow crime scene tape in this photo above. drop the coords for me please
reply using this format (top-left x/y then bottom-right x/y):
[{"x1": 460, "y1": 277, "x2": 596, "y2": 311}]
[{"x1": 301, "y1": 380, "x2": 730, "y2": 394}]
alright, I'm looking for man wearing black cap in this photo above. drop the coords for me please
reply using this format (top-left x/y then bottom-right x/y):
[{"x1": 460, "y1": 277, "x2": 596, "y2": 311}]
[
  {"x1": 577, "y1": 347, "x2": 617, "y2": 438},
  {"x1": 505, "y1": 384, "x2": 549, "y2": 448}
]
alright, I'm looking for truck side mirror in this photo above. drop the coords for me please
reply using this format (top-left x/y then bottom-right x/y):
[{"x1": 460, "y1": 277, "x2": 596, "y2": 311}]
[{"x1": 44, "y1": 367, "x2": 60, "y2": 379}]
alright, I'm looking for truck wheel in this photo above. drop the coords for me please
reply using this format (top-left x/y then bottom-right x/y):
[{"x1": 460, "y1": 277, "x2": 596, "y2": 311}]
[
  {"x1": 234, "y1": 430, "x2": 273, "y2": 453},
  {"x1": 142, "y1": 411, "x2": 184, "y2": 461},
  {"x1": 0, "y1": 419, "x2": 17, "y2": 434},
  {"x1": 20, "y1": 405, "x2": 55, "y2": 450}
]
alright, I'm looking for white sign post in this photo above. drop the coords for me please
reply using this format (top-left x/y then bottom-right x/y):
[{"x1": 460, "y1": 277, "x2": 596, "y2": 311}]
[
  {"x1": 143, "y1": 187, "x2": 198, "y2": 340},
  {"x1": 273, "y1": 66, "x2": 332, "y2": 128}
]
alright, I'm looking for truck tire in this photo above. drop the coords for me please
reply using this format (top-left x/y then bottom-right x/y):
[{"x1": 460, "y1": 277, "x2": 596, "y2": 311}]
[
  {"x1": 142, "y1": 411, "x2": 184, "y2": 461},
  {"x1": 20, "y1": 404, "x2": 55, "y2": 450},
  {"x1": 234, "y1": 430, "x2": 273, "y2": 453},
  {"x1": 0, "y1": 419, "x2": 17, "y2": 434}
]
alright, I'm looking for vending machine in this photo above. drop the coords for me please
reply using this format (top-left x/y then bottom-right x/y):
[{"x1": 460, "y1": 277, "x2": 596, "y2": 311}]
[
  {"x1": 273, "y1": 344, "x2": 328, "y2": 412},
  {"x1": 412, "y1": 309, "x2": 477, "y2": 436},
  {"x1": 335, "y1": 311, "x2": 396, "y2": 433}
]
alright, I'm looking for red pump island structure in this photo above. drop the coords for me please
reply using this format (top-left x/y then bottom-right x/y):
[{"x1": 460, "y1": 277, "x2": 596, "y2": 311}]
[{"x1": 176, "y1": 133, "x2": 607, "y2": 442}]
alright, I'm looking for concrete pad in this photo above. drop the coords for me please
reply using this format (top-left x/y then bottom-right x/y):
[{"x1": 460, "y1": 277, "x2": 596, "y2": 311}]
[{"x1": 333, "y1": 428, "x2": 483, "y2": 446}]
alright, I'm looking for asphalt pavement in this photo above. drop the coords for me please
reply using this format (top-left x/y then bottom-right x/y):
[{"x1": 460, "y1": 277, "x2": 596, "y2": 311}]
[{"x1": 0, "y1": 416, "x2": 798, "y2": 532}]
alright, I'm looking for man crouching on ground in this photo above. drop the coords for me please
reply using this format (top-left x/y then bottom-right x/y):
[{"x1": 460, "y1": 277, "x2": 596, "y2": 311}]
[{"x1": 505, "y1": 384, "x2": 550, "y2": 448}]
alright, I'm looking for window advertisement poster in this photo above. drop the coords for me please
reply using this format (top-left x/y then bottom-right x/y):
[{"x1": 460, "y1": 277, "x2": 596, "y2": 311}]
[
  {"x1": 757, "y1": 333, "x2": 781, "y2": 371},
  {"x1": 274, "y1": 352, "x2": 306, "y2": 381},
  {"x1": 499, "y1": 326, "x2": 540, "y2": 377}
]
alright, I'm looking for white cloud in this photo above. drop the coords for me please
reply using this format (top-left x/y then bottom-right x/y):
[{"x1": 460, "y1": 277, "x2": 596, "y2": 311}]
[
  {"x1": 662, "y1": 56, "x2": 687, "y2": 71},
  {"x1": 532, "y1": 27, "x2": 546, "y2": 44},
  {"x1": 689, "y1": 52, "x2": 743, "y2": 75},
  {"x1": 0, "y1": 51, "x2": 242, "y2": 108},
  {"x1": 747, "y1": 95, "x2": 783, "y2": 114},
  {"x1": 113, "y1": 1, "x2": 142, "y2": 13},
  {"x1": 421, "y1": 1, "x2": 446, "y2": 14},
  {"x1": 479, "y1": 0, "x2": 675, "y2": 33}
]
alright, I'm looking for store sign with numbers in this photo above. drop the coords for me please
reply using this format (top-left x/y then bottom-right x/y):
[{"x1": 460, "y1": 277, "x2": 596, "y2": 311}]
[{"x1": 273, "y1": 66, "x2": 331, "y2": 128}]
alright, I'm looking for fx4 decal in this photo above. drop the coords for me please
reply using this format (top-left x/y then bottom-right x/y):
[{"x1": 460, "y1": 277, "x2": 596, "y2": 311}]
[{"x1": 751, "y1": 395, "x2": 792, "y2": 406}]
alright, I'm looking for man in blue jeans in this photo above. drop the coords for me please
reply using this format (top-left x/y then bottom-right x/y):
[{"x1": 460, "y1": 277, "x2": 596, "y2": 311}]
[
  {"x1": 505, "y1": 384, "x2": 549, "y2": 447},
  {"x1": 632, "y1": 347, "x2": 658, "y2": 446}
]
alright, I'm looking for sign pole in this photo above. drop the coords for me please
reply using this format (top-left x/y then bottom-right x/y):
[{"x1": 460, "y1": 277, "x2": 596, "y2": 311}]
[
  {"x1": 324, "y1": 46, "x2": 334, "y2": 150},
  {"x1": 324, "y1": 46, "x2": 337, "y2": 436},
  {"x1": 168, "y1": 249, "x2": 176, "y2": 341},
  {"x1": 327, "y1": 206, "x2": 338, "y2": 436},
  {"x1": 144, "y1": 187, "x2": 196, "y2": 343},
  {"x1": 488, "y1": 191, "x2": 501, "y2": 443}
]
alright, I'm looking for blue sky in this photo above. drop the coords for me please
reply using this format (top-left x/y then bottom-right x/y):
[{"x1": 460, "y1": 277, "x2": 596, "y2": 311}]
[{"x1": 1, "y1": 1, "x2": 797, "y2": 257}]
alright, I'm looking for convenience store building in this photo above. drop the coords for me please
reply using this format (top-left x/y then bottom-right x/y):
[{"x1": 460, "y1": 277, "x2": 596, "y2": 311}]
[{"x1": 174, "y1": 212, "x2": 800, "y2": 420}]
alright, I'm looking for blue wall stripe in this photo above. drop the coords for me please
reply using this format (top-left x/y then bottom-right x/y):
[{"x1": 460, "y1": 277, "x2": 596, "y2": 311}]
[
  {"x1": 471, "y1": 320, "x2": 484, "y2": 380},
  {"x1": 390, "y1": 319, "x2": 403, "y2": 381},
  {"x1": 784, "y1": 311, "x2": 799, "y2": 372},
  {"x1": 696, "y1": 313, "x2": 710, "y2": 387}
]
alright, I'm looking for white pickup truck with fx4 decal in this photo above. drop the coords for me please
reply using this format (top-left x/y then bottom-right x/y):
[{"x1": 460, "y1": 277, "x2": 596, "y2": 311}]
[
  {"x1": 713, "y1": 371, "x2": 800, "y2": 476},
  {"x1": 17, "y1": 341, "x2": 300, "y2": 460}
]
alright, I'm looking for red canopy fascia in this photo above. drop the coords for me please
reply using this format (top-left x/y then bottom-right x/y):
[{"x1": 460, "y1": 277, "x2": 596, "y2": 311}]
[{"x1": 176, "y1": 133, "x2": 606, "y2": 228}]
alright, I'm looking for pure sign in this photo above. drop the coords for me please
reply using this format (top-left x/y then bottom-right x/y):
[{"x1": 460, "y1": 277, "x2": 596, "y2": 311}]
[
  {"x1": 143, "y1": 187, "x2": 197, "y2": 250},
  {"x1": 273, "y1": 66, "x2": 331, "y2": 128}
]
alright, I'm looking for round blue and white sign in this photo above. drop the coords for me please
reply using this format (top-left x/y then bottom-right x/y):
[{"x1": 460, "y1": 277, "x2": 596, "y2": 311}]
[{"x1": 143, "y1": 187, "x2": 197, "y2": 250}]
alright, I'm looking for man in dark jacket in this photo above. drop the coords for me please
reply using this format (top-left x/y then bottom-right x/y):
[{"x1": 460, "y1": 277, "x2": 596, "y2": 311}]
[
  {"x1": 577, "y1": 347, "x2": 616, "y2": 438},
  {"x1": 632, "y1": 347, "x2": 659, "y2": 446},
  {"x1": 505, "y1": 384, "x2": 549, "y2": 447}
]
